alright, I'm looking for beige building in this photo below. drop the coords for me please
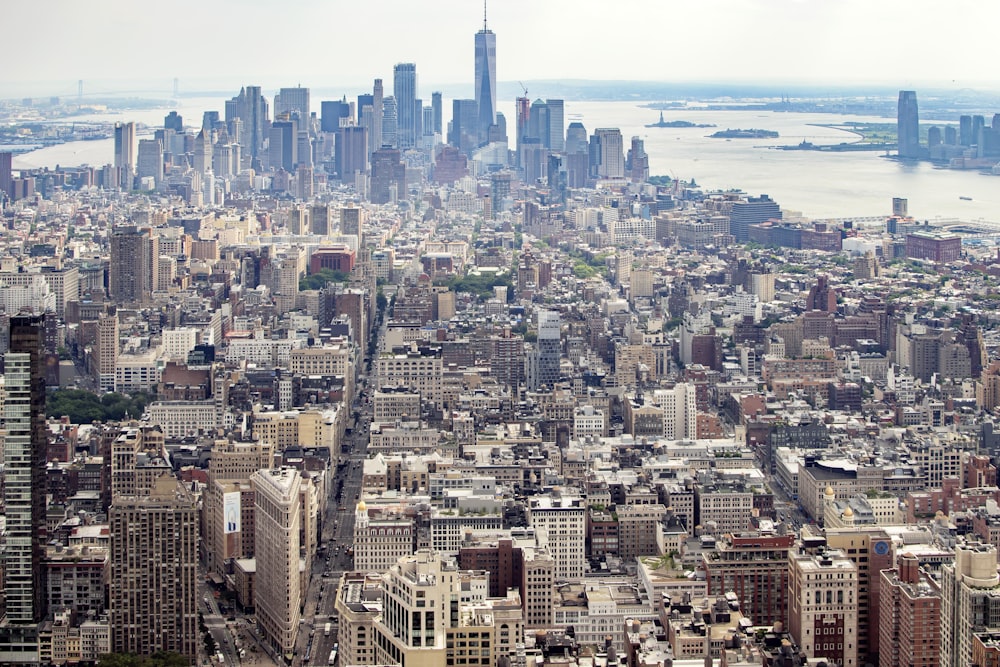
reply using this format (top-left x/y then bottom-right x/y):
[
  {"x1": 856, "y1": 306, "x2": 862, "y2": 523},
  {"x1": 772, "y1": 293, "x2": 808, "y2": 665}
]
[
  {"x1": 353, "y1": 502, "x2": 415, "y2": 573},
  {"x1": 940, "y1": 542, "x2": 1000, "y2": 667},
  {"x1": 788, "y1": 549, "x2": 859, "y2": 667},
  {"x1": 109, "y1": 424, "x2": 168, "y2": 501},
  {"x1": 335, "y1": 572, "x2": 383, "y2": 667},
  {"x1": 96, "y1": 313, "x2": 119, "y2": 393},
  {"x1": 110, "y1": 474, "x2": 199, "y2": 661},
  {"x1": 377, "y1": 350, "x2": 444, "y2": 406},
  {"x1": 373, "y1": 387, "x2": 422, "y2": 423},
  {"x1": 372, "y1": 550, "x2": 522, "y2": 667},
  {"x1": 252, "y1": 468, "x2": 302, "y2": 660},
  {"x1": 527, "y1": 495, "x2": 586, "y2": 581}
]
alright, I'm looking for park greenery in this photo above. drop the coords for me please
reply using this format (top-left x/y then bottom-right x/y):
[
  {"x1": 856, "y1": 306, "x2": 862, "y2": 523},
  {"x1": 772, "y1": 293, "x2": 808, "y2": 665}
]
[
  {"x1": 299, "y1": 268, "x2": 349, "y2": 291},
  {"x1": 443, "y1": 271, "x2": 514, "y2": 300},
  {"x1": 47, "y1": 390, "x2": 154, "y2": 424}
]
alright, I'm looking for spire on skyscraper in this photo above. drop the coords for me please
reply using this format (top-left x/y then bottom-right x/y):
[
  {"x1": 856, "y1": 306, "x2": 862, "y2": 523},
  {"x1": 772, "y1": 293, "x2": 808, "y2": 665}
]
[{"x1": 483, "y1": 0, "x2": 488, "y2": 31}]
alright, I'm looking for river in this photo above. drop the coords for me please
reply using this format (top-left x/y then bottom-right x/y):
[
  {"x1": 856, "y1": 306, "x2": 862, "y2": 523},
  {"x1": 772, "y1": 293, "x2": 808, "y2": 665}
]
[{"x1": 12, "y1": 96, "x2": 1000, "y2": 222}]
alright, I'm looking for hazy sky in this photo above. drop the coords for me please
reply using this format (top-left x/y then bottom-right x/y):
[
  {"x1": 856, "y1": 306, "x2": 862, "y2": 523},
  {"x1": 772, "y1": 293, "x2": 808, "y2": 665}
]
[{"x1": 6, "y1": 0, "x2": 1000, "y2": 97}]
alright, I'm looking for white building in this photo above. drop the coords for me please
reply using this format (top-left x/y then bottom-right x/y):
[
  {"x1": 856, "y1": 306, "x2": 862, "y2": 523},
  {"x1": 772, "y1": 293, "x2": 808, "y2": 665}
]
[{"x1": 527, "y1": 495, "x2": 586, "y2": 581}]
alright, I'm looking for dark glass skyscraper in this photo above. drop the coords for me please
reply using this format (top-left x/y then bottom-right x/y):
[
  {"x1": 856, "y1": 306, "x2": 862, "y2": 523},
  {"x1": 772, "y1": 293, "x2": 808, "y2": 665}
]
[
  {"x1": 393, "y1": 63, "x2": 417, "y2": 149},
  {"x1": 474, "y1": 6, "x2": 496, "y2": 141},
  {"x1": 897, "y1": 90, "x2": 920, "y2": 159},
  {"x1": 0, "y1": 315, "x2": 48, "y2": 661}
]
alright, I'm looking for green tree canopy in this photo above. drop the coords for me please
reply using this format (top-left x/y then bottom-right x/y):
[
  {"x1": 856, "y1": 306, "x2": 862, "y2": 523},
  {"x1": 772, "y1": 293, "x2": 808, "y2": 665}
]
[
  {"x1": 300, "y1": 268, "x2": 349, "y2": 291},
  {"x1": 47, "y1": 390, "x2": 154, "y2": 424}
]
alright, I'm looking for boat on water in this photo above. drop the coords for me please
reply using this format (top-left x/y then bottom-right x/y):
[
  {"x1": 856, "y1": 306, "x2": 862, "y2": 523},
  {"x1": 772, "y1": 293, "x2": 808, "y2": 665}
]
[{"x1": 960, "y1": 196, "x2": 973, "y2": 201}]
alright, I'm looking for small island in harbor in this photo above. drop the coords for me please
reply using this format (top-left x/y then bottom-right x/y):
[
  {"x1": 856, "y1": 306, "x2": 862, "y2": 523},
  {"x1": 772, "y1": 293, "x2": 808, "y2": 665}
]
[
  {"x1": 709, "y1": 128, "x2": 780, "y2": 139},
  {"x1": 645, "y1": 112, "x2": 715, "y2": 129}
]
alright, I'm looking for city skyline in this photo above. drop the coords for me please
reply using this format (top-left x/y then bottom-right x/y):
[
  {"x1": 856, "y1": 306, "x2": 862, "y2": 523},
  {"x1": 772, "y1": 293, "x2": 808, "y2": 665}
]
[{"x1": 5, "y1": 0, "x2": 1000, "y2": 99}]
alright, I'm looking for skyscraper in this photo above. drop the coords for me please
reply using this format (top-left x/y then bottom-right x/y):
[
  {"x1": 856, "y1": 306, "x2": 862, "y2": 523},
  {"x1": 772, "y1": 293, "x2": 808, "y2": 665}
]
[
  {"x1": 528, "y1": 309, "x2": 561, "y2": 390},
  {"x1": 897, "y1": 90, "x2": 920, "y2": 159},
  {"x1": 0, "y1": 151, "x2": 12, "y2": 198},
  {"x1": 274, "y1": 86, "x2": 310, "y2": 118},
  {"x1": 114, "y1": 121, "x2": 137, "y2": 180},
  {"x1": 252, "y1": 468, "x2": 302, "y2": 659},
  {"x1": 336, "y1": 125, "x2": 369, "y2": 179},
  {"x1": 371, "y1": 78, "x2": 384, "y2": 153},
  {"x1": 269, "y1": 118, "x2": 299, "y2": 172},
  {"x1": 431, "y1": 91, "x2": 443, "y2": 136},
  {"x1": 592, "y1": 128, "x2": 625, "y2": 179},
  {"x1": 382, "y1": 96, "x2": 398, "y2": 149},
  {"x1": 226, "y1": 85, "x2": 269, "y2": 159},
  {"x1": 110, "y1": 474, "x2": 199, "y2": 660},
  {"x1": 321, "y1": 99, "x2": 352, "y2": 132},
  {"x1": 0, "y1": 315, "x2": 48, "y2": 662},
  {"x1": 941, "y1": 543, "x2": 1000, "y2": 667},
  {"x1": 546, "y1": 99, "x2": 565, "y2": 152},
  {"x1": 393, "y1": 63, "x2": 417, "y2": 149},
  {"x1": 109, "y1": 226, "x2": 157, "y2": 304},
  {"x1": 370, "y1": 148, "x2": 406, "y2": 205},
  {"x1": 136, "y1": 138, "x2": 163, "y2": 186},
  {"x1": 474, "y1": 4, "x2": 496, "y2": 141}
]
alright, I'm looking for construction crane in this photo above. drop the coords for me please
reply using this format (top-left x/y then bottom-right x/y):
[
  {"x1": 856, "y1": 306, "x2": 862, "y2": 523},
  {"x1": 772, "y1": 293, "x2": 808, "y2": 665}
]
[{"x1": 518, "y1": 81, "x2": 528, "y2": 98}]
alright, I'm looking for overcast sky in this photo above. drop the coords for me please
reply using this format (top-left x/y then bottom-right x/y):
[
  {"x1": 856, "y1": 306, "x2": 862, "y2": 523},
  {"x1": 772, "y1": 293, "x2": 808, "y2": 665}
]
[{"x1": 6, "y1": 0, "x2": 999, "y2": 97}]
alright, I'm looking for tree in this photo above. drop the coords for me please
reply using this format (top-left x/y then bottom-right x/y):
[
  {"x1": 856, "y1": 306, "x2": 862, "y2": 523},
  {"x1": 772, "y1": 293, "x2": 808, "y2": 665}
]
[{"x1": 47, "y1": 389, "x2": 154, "y2": 424}]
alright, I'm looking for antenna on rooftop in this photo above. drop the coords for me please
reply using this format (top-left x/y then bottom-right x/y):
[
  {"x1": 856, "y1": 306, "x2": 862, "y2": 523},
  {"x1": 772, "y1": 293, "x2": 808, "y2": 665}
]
[{"x1": 483, "y1": 0, "x2": 488, "y2": 30}]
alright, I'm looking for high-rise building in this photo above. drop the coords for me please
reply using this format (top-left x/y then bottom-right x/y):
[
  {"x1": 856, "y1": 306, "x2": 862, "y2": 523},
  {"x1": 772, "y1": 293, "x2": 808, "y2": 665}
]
[
  {"x1": 960, "y1": 115, "x2": 974, "y2": 146},
  {"x1": 382, "y1": 96, "x2": 398, "y2": 149},
  {"x1": 449, "y1": 99, "x2": 479, "y2": 154},
  {"x1": 825, "y1": 529, "x2": 895, "y2": 664},
  {"x1": 269, "y1": 118, "x2": 299, "y2": 172},
  {"x1": 592, "y1": 128, "x2": 625, "y2": 179},
  {"x1": 626, "y1": 135, "x2": 649, "y2": 182},
  {"x1": 109, "y1": 474, "x2": 199, "y2": 660},
  {"x1": 226, "y1": 85, "x2": 269, "y2": 159},
  {"x1": 252, "y1": 468, "x2": 302, "y2": 660},
  {"x1": 321, "y1": 99, "x2": 352, "y2": 132},
  {"x1": 274, "y1": 86, "x2": 310, "y2": 118},
  {"x1": 393, "y1": 63, "x2": 418, "y2": 149},
  {"x1": 474, "y1": 7, "x2": 497, "y2": 141},
  {"x1": 879, "y1": 553, "x2": 940, "y2": 667},
  {"x1": 370, "y1": 148, "x2": 406, "y2": 205},
  {"x1": 788, "y1": 549, "x2": 859, "y2": 667},
  {"x1": 702, "y1": 533, "x2": 794, "y2": 627},
  {"x1": 336, "y1": 125, "x2": 369, "y2": 179},
  {"x1": 940, "y1": 542, "x2": 1000, "y2": 667},
  {"x1": 109, "y1": 226, "x2": 157, "y2": 304},
  {"x1": 897, "y1": 90, "x2": 920, "y2": 159},
  {"x1": 431, "y1": 91, "x2": 443, "y2": 136},
  {"x1": 136, "y1": 138, "x2": 163, "y2": 186},
  {"x1": 729, "y1": 194, "x2": 781, "y2": 243},
  {"x1": 371, "y1": 550, "x2": 519, "y2": 667},
  {"x1": 526, "y1": 496, "x2": 585, "y2": 580},
  {"x1": 114, "y1": 121, "x2": 137, "y2": 180},
  {"x1": 546, "y1": 99, "x2": 565, "y2": 152},
  {"x1": 96, "y1": 312, "x2": 119, "y2": 393},
  {"x1": 0, "y1": 316, "x2": 48, "y2": 662},
  {"x1": 0, "y1": 151, "x2": 12, "y2": 198},
  {"x1": 371, "y1": 78, "x2": 384, "y2": 154}
]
